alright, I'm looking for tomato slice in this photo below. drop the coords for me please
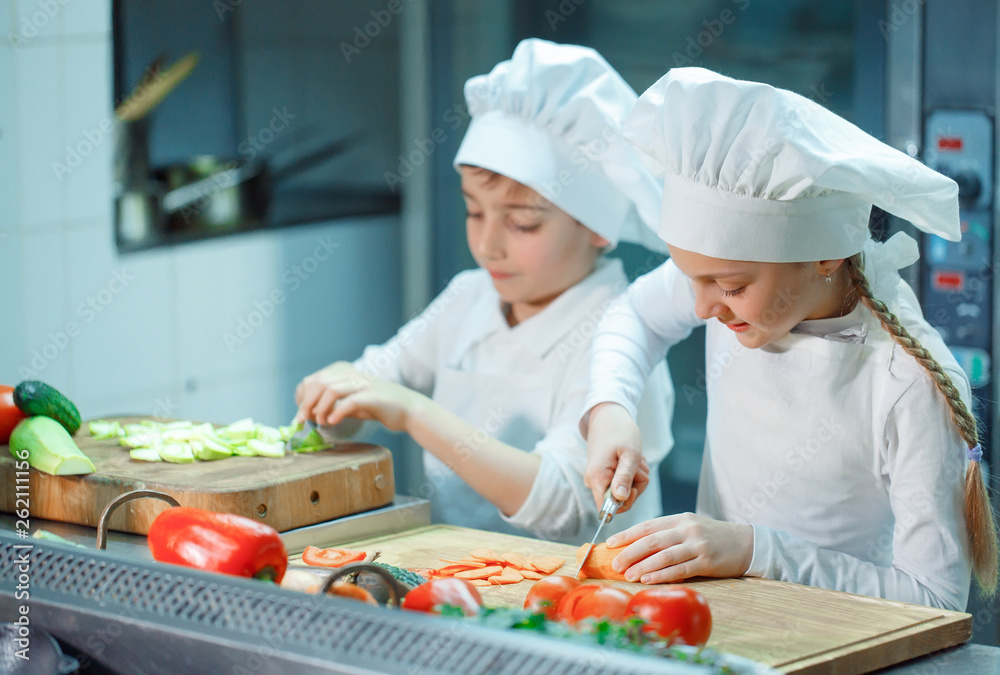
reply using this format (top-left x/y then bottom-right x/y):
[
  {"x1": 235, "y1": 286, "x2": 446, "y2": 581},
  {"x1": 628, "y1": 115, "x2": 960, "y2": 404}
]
[
  {"x1": 402, "y1": 578, "x2": 483, "y2": 617},
  {"x1": 626, "y1": 586, "x2": 713, "y2": 647},
  {"x1": 557, "y1": 584, "x2": 632, "y2": 624},
  {"x1": 0, "y1": 385, "x2": 27, "y2": 445},
  {"x1": 301, "y1": 546, "x2": 367, "y2": 568},
  {"x1": 523, "y1": 575, "x2": 581, "y2": 620}
]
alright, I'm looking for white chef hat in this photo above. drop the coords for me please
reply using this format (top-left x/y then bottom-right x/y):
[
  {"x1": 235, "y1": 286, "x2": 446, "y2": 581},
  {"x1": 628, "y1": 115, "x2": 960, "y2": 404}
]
[
  {"x1": 624, "y1": 67, "x2": 961, "y2": 263},
  {"x1": 454, "y1": 38, "x2": 665, "y2": 253}
]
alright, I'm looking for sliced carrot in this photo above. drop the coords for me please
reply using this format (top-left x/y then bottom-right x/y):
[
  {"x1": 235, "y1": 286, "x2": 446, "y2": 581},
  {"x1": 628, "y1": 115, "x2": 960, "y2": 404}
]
[
  {"x1": 301, "y1": 546, "x2": 367, "y2": 568},
  {"x1": 434, "y1": 564, "x2": 482, "y2": 576},
  {"x1": 327, "y1": 582, "x2": 378, "y2": 606},
  {"x1": 499, "y1": 566, "x2": 524, "y2": 583},
  {"x1": 469, "y1": 548, "x2": 500, "y2": 561},
  {"x1": 520, "y1": 569, "x2": 543, "y2": 580},
  {"x1": 439, "y1": 558, "x2": 486, "y2": 567},
  {"x1": 469, "y1": 579, "x2": 491, "y2": 587},
  {"x1": 488, "y1": 575, "x2": 506, "y2": 585},
  {"x1": 529, "y1": 556, "x2": 566, "y2": 575},
  {"x1": 501, "y1": 552, "x2": 531, "y2": 569},
  {"x1": 454, "y1": 565, "x2": 503, "y2": 580}
]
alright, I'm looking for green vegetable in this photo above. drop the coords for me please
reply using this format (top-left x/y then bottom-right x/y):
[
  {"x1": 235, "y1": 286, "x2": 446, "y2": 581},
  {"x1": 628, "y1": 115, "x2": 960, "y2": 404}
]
[
  {"x1": 9, "y1": 416, "x2": 95, "y2": 475},
  {"x1": 32, "y1": 529, "x2": 86, "y2": 547},
  {"x1": 247, "y1": 438, "x2": 285, "y2": 458},
  {"x1": 290, "y1": 428, "x2": 329, "y2": 453},
  {"x1": 158, "y1": 443, "x2": 195, "y2": 463},
  {"x1": 13, "y1": 380, "x2": 82, "y2": 435},
  {"x1": 440, "y1": 607, "x2": 739, "y2": 673},
  {"x1": 88, "y1": 420, "x2": 121, "y2": 439},
  {"x1": 129, "y1": 448, "x2": 162, "y2": 462},
  {"x1": 372, "y1": 562, "x2": 427, "y2": 590}
]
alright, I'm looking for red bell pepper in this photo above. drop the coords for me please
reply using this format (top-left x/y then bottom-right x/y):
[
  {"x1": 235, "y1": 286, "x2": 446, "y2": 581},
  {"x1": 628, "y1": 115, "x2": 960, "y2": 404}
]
[{"x1": 147, "y1": 507, "x2": 288, "y2": 582}]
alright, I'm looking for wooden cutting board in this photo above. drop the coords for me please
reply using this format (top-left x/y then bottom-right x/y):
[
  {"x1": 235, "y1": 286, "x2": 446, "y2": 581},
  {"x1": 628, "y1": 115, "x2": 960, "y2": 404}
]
[
  {"x1": 325, "y1": 525, "x2": 970, "y2": 675},
  {"x1": 0, "y1": 417, "x2": 395, "y2": 535}
]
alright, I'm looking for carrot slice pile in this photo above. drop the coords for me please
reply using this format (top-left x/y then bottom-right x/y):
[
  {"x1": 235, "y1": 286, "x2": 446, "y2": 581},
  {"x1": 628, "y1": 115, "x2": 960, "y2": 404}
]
[{"x1": 421, "y1": 548, "x2": 567, "y2": 586}]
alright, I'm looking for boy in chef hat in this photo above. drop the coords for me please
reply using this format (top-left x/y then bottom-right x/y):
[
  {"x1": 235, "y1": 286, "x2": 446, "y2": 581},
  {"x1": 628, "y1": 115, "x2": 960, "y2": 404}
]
[
  {"x1": 294, "y1": 38, "x2": 673, "y2": 544},
  {"x1": 582, "y1": 67, "x2": 997, "y2": 610}
]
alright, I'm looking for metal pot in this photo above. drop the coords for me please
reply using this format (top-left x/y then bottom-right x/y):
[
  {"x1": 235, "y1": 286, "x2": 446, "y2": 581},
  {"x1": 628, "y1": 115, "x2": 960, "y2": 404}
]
[{"x1": 156, "y1": 135, "x2": 359, "y2": 233}]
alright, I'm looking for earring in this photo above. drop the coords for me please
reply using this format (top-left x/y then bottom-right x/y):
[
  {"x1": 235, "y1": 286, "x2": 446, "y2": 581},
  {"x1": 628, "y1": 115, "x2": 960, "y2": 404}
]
[{"x1": 825, "y1": 275, "x2": 832, "y2": 284}]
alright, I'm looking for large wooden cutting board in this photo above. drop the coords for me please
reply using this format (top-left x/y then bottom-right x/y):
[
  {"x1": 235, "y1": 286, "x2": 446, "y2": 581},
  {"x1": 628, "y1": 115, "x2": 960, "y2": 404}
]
[
  {"x1": 326, "y1": 525, "x2": 970, "y2": 675},
  {"x1": 0, "y1": 417, "x2": 395, "y2": 535}
]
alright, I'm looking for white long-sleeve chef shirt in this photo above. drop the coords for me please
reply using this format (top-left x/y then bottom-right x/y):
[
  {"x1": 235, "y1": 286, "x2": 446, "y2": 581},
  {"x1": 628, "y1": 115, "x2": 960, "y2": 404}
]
[
  {"x1": 583, "y1": 259, "x2": 972, "y2": 610},
  {"x1": 353, "y1": 257, "x2": 674, "y2": 544}
]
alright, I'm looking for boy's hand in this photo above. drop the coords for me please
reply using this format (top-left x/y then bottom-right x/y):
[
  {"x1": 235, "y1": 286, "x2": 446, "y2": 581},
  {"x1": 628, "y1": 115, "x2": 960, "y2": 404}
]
[
  {"x1": 584, "y1": 402, "x2": 648, "y2": 514},
  {"x1": 295, "y1": 363, "x2": 419, "y2": 432},
  {"x1": 605, "y1": 514, "x2": 753, "y2": 584}
]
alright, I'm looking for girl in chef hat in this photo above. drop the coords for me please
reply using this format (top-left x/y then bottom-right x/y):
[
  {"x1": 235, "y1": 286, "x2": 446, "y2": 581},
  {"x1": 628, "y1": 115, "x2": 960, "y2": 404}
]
[
  {"x1": 294, "y1": 39, "x2": 673, "y2": 544},
  {"x1": 582, "y1": 67, "x2": 997, "y2": 610}
]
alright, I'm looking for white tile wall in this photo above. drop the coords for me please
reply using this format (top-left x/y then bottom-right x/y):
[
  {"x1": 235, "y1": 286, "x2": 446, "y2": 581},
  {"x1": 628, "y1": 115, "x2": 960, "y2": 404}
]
[
  {"x1": 0, "y1": 1, "x2": 13, "y2": 37},
  {"x1": 66, "y1": 224, "x2": 177, "y2": 402},
  {"x1": 62, "y1": 39, "x2": 112, "y2": 223},
  {"x1": 0, "y1": 232, "x2": 25, "y2": 381},
  {"x1": 13, "y1": 0, "x2": 62, "y2": 44},
  {"x1": 15, "y1": 42, "x2": 64, "y2": 229},
  {"x1": 61, "y1": 0, "x2": 110, "y2": 38},
  {"x1": 19, "y1": 229, "x2": 72, "y2": 388},
  {"x1": 174, "y1": 231, "x2": 283, "y2": 385},
  {"x1": 0, "y1": 45, "x2": 21, "y2": 231},
  {"x1": 177, "y1": 365, "x2": 285, "y2": 427}
]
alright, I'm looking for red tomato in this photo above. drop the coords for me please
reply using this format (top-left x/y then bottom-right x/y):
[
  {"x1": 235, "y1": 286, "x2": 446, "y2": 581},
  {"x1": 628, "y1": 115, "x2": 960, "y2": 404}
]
[
  {"x1": 557, "y1": 584, "x2": 632, "y2": 624},
  {"x1": 0, "y1": 386, "x2": 27, "y2": 445},
  {"x1": 402, "y1": 578, "x2": 483, "y2": 617},
  {"x1": 523, "y1": 575, "x2": 582, "y2": 619},
  {"x1": 626, "y1": 586, "x2": 712, "y2": 647},
  {"x1": 301, "y1": 546, "x2": 367, "y2": 568}
]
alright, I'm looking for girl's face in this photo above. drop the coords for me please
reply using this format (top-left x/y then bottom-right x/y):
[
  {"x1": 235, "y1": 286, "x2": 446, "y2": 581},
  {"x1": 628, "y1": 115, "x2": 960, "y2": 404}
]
[
  {"x1": 461, "y1": 167, "x2": 608, "y2": 325},
  {"x1": 667, "y1": 245, "x2": 849, "y2": 349}
]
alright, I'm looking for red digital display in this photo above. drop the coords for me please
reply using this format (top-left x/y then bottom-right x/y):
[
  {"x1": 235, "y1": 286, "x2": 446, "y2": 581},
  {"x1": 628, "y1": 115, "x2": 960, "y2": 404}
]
[
  {"x1": 933, "y1": 270, "x2": 965, "y2": 291},
  {"x1": 937, "y1": 136, "x2": 964, "y2": 151}
]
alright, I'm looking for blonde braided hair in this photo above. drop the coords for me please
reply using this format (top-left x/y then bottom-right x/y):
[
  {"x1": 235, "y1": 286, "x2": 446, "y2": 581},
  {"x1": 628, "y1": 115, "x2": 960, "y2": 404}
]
[{"x1": 843, "y1": 253, "x2": 998, "y2": 595}]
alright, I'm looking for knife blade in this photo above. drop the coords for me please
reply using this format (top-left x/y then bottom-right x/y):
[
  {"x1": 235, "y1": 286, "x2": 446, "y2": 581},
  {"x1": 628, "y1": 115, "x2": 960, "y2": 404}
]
[{"x1": 574, "y1": 488, "x2": 623, "y2": 579}]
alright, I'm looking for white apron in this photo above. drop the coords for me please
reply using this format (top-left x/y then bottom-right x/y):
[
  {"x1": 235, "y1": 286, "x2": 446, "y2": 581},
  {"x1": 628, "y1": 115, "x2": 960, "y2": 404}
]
[{"x1": 423, "y1": 366, "x2": 554, "y2": 537}]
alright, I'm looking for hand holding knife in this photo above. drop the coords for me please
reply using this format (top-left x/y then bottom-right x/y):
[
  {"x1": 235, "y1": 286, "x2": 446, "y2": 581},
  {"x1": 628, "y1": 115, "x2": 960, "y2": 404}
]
[{"x1": 574, "y1": 487, "x2": 623, "y2": 579}]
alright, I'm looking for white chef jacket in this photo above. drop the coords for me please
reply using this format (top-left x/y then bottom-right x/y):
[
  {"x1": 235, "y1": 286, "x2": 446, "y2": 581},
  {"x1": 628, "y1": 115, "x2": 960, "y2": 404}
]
[
  {"x1": 583, "y1": 259, "x2": 972, "y2": 610},
  {"x1": 353, "y1": 257, "x2": 674, "y2": 544}
]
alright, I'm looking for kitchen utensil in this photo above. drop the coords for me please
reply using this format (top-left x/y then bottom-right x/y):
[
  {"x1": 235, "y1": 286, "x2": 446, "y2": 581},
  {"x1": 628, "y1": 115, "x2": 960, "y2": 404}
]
[
  {"x1": 115, "y1": 51, "x2": 200, "y2": 122},
  {"x1": 573, "y1": 487, "x2": 622, "y2": 579}
]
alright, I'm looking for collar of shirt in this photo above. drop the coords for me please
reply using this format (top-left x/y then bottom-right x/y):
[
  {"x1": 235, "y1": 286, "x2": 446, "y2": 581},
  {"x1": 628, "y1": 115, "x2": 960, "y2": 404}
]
[
  {"x1": 457, "y1": 257, "x2": 628, "y2": 360},
  {"x1": 790, "y1": 303, "x2": 869, "y2": 344}
]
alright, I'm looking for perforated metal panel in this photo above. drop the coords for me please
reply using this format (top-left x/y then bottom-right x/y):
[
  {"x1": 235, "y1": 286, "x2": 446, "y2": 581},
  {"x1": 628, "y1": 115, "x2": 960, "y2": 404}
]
[{"x1": 0, "y1": 532, "x2": 770, "y2": 675}]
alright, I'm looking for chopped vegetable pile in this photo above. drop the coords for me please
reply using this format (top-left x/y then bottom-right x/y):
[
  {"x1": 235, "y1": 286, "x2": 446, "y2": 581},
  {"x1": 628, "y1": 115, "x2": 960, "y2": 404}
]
[
  {"x1": 87, "y1": 417, "x2": 331, "y2": 463},
  {"x1": 416, "y1": 547, "x2": 566, "y2": 587}
]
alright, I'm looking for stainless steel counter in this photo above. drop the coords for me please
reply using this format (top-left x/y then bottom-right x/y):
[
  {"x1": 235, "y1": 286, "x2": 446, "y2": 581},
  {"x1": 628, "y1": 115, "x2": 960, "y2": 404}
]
[
  {"x1": 0, "y1": 494, "x2": 431, "y2": 560},
  {"x1": 3, "y1": 497, "x2": 999, "y2": 674}
]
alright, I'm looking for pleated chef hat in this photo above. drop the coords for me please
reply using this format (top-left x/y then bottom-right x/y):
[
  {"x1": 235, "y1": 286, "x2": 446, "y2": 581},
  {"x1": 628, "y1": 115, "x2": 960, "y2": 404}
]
[
  {"x1": 454, "y1": 38, "x2": 665, "y2": 253},
  {"x1": 624, "y1": 67, "x2": 961, "y2": 262}
]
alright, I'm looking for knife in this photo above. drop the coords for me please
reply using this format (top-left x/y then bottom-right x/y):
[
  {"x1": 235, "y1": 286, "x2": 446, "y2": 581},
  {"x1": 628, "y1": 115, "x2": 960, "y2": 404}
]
[{"x1": 574, "y1": 487, "x2": 623, "y2": 579}]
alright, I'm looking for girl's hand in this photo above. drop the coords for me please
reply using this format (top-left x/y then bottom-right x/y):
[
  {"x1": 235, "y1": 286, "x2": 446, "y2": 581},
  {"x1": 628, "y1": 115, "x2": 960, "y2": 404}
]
[
  {"x1": 295, "y1": 363, "x2": 419, "y2": 432},
  {"x1": 584, "y1": 402, "x2": 649, "y2": 514},
  {"x1": 606, "y1": 513, "x2": 754, "y2": 584}
]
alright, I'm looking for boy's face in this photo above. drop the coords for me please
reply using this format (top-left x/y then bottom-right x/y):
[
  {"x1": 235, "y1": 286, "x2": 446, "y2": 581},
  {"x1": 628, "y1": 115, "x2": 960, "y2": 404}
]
[
  {"x1": 461, "y1": 167, "x2": 608, "y2": 325},
  {"x1": 667, "y1": 245, "x2": 848, "y2": 349}
]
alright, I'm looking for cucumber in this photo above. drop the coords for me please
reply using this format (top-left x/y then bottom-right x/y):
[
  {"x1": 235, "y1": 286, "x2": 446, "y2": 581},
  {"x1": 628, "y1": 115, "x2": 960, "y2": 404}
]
[
  {"x1": 9, "y1": 416, "x2": 95, "y2": 475},
  {"x1": 372, "y1": 562, "x2": 427, "y2": 590},
  {"x1": 13, "y1": 380, "x2": 82, "y2": 435}
]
